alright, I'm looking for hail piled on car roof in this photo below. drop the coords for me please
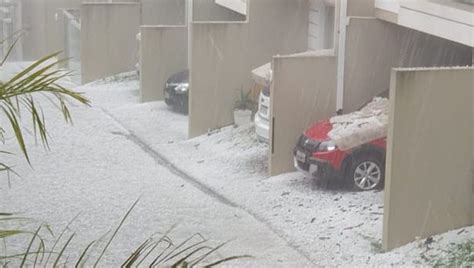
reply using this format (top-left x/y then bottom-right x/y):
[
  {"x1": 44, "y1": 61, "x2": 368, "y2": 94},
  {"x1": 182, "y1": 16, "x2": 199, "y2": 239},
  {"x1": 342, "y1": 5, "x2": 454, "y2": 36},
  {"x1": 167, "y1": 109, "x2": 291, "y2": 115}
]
[{"x1": 328, "y1": 97, "x2": 389, "y2": 150}]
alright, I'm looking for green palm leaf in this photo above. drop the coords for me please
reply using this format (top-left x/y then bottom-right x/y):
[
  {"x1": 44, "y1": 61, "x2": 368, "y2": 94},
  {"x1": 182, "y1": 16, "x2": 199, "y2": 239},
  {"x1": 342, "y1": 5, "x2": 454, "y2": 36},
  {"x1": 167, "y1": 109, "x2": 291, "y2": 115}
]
[{"x1": 0, "y1": 47, "x2": 90, "y2": 170}]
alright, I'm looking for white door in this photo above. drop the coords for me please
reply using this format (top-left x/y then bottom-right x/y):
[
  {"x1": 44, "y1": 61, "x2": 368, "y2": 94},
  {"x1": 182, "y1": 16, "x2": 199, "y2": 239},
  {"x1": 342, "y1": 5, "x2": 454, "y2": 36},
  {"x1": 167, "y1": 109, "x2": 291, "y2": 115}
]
[
  {"x1": 308, "y1": 0, "x2": 325, "y2": 51},
  {"x1": 308, "y1": 0, "x2": 335, "y2": 51}
]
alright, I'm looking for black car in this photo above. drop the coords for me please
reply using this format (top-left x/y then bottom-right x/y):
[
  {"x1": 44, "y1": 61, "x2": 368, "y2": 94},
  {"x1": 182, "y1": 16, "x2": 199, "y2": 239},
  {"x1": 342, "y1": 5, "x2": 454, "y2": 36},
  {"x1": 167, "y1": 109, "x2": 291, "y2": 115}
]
[{"x1": 164, "y1": 70, "x2": 189, "y2": 113}]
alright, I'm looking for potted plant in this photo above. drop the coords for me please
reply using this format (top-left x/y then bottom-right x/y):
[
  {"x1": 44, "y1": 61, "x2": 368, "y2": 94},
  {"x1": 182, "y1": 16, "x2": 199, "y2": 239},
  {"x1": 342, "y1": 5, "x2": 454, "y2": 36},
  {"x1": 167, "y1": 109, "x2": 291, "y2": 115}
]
[{"x1": 233, "y1": 88, "x2": 254, "y2": 126}]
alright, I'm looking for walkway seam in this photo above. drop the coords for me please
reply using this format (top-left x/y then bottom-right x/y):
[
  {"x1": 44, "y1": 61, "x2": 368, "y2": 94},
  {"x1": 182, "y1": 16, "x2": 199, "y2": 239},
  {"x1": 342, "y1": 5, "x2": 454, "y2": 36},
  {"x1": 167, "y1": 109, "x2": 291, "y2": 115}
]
[{"x1": 99, "y1": 107, "x2": 316, "y2": 265}]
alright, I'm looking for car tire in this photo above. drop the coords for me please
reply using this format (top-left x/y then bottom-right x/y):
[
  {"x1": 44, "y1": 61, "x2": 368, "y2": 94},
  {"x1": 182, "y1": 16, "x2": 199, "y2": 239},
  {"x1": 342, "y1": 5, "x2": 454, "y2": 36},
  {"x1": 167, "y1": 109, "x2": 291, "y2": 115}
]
[
  {"x1": 179, "y1": 96, "x2": 188, "y2": 114},
  {"x1": 164, "y1": 94, "x2": 172, "y2": 106},
  {"x1": 347, "y1": 154, "x2": 384, "y2": 191}
]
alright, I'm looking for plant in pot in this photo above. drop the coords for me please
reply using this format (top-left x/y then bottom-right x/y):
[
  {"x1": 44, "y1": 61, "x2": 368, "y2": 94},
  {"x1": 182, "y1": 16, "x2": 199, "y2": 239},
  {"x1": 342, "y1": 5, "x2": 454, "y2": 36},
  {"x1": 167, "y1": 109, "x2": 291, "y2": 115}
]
[{"x1": 234, "y1": 88, "x2": 255, "y2": 126}]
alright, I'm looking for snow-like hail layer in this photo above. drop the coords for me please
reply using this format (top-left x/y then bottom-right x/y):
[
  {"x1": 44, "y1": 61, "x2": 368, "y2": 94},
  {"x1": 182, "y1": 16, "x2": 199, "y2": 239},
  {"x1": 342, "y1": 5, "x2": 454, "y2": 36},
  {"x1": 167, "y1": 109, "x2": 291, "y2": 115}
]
[
  {"x1": 0, "y1": 60, "x2": 76, "y2": 89},
  {"x1": 1, "y1": 67, "x2": 471, "y2": 267},
  {"x1": 328, "y1": 97, "x2": 389, "y2": 150}
]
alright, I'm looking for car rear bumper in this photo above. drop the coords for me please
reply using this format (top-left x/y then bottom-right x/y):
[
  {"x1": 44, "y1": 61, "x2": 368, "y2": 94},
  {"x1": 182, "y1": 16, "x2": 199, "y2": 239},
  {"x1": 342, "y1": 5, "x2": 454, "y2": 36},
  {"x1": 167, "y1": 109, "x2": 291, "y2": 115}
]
[{"x1": 255, "y1": 114, "x2": 270, "y2": 143}]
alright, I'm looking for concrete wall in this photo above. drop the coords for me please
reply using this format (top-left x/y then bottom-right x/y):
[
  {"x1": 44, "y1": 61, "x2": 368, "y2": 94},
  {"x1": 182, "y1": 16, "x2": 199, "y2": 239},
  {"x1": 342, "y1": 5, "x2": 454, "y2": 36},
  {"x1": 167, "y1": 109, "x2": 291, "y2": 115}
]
[
  {"x1": 343, "y1": 18, "x2": 472, "y2": 113},
  {"x1": 397, "y1": 0, "x2": 474, "y2": 47},
  {"x1": 270, "y1": 51, "x2": 337, "y2": 175},
  {"x1": 17, "y1": 0, "x2": 141, "y2": 61},
  {"x1": 189, "y1": 0, "x2": 308, "y2": 138},
  {"x1": 140, "y1": 26, "x2": 187, "y2": 102},
  {"x1": 383, "y1": 67, "x2": 474, "y2": 250},
  {"x1": 139, "y1": 0, "x2": 252, "y2": 103},
  {"x1": 189, "y1": 22, "x2": 248, "y2": 137},
  {"x1": 21, "y1": 0, "x2": 82, "y2": 60},
  {"x1": 347, "y1": 0, "x2": 374, "y2": 17},
  {"x1": 81, "y1": 3, "x2": 140, "y2": 84},
  {"x1": 246, "y1": 0, "x2": 308, "y2": 63},
  {"x1": 19, "y1": 0, "x2": 185, "y2": 61},
  {"x1": 193, "y1": 0, "x2": 246, "y2": 21},
  {"x1": 141, "y1": 0, "x2": 185, "y2": 25}
]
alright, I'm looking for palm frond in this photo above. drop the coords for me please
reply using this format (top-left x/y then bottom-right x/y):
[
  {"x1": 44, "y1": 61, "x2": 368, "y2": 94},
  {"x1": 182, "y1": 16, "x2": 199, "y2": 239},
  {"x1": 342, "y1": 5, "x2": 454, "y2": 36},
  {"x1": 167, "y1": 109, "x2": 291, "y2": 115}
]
[
  {"x1": 0, "y1": 51, "x2": 90, "y2": 170},
  {"x1": 93, "y1": 199, "x2": 139, "y2": 267}
]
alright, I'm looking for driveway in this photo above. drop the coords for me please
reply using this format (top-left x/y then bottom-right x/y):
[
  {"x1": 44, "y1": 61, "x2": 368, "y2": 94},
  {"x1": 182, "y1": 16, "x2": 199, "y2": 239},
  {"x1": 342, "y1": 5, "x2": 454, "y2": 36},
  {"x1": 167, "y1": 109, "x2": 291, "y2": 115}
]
[
  {"x1": 3, "y1": 73, "x2": 467, "y2": 267},
  {"x1": 0, "y1": 74, "x2": 312, "y2": 267}
]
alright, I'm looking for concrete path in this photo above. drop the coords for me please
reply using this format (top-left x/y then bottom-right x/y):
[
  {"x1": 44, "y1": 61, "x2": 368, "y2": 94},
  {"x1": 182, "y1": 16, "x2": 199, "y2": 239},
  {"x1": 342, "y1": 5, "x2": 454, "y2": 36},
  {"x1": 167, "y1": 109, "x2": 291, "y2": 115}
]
[{"x1": 0, "y1": 91, "x2": 313, "y2": 267}]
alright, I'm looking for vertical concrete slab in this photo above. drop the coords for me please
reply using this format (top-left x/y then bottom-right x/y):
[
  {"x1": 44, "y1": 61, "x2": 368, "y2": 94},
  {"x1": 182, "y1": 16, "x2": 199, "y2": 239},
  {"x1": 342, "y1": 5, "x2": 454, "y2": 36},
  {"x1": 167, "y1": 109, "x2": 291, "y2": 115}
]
[
  {"x1": 347, "y1": 0, "x2": 375, "y2": 17},
  {"x1": 189, "y1": 22, "x2": 249, "y2": 137},
  {"x1": 44, "y1": 0, "x2": 82, "y2": 59},
  {"x1": 140, "y1": 26, "x2": 187, "y2": 102},
  {"x1": 269, "y1": 51, "x2": 337, "y2": 176},
  {"x1": 383, "y1": 67, "x2": 474, "y2": 251},
  {"x1": 193, "y1": 0, "x2": 246, "y2": 21},
  {"x1": 139, "y1": 0, "x2": 248, "y2": 103},
  {"x1": 343, "y1": 18, "x2": 472, "y2": 113},
  {"x1": 246, "y1": 0, "x2": 308, "y2": 64},
  {"x1": 20, "y1": 0, "x2": 83, "y2": 60},
  {"x1": 81, "y1": 3, "x2": 140, "y2": 84},
  {"x1": 141, "y1": 0, "x2": 186, "y2": 25},
  {"x1": 189, "y1": 0, "x2": 309, "y2": 138}
]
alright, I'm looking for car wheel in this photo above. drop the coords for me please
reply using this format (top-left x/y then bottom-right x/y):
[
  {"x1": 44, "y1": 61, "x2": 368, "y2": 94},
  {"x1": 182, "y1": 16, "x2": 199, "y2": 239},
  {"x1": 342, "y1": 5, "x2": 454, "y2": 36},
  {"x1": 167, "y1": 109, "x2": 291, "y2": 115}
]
[{"x1": 348, "y1": 154, "x2": 384, "y2": 191}]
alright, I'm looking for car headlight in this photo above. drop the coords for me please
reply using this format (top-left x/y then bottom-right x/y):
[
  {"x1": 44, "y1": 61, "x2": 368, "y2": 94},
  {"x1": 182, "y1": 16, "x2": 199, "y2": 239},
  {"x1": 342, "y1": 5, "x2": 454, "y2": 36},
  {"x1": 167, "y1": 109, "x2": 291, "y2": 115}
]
[
  {"x1": 175, "y1": 83, "x2": 189, "y2": 93},
  {"x1": 319, "y1": 140, "x2": 337, "y2": 152}
]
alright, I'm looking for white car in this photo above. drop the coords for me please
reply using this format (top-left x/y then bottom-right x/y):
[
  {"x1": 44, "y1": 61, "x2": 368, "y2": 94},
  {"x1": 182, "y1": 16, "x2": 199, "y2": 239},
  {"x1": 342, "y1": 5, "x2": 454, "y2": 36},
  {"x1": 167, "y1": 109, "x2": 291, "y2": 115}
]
[{"x1": 255, "y1": 86, "x2": 270, "y2": 143}]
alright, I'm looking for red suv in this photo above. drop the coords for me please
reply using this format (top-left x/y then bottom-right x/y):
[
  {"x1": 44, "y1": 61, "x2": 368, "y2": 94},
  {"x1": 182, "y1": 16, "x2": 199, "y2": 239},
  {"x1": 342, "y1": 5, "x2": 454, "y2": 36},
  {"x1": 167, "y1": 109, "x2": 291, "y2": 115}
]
[{"x1": 293, "y1": 98, "x2": 388, "y2": 191}]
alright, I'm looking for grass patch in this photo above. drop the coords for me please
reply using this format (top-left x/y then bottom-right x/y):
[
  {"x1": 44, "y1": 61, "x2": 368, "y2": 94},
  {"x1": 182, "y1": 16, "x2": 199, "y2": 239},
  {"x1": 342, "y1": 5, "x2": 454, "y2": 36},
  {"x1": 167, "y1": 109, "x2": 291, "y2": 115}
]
[
  {"x1": 358, "y1": 233, "x2": 384, "y2": 254},
  {"x1": 429, "y1": 240, "x2": 473, "y2": 268}
]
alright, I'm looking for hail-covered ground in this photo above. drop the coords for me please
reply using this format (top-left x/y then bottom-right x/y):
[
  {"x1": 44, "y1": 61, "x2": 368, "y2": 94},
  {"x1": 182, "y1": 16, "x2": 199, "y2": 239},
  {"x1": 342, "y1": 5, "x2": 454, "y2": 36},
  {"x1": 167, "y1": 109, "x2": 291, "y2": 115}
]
[{"x1": 0, "y1": 68, "x2": 471, "y2": 267}]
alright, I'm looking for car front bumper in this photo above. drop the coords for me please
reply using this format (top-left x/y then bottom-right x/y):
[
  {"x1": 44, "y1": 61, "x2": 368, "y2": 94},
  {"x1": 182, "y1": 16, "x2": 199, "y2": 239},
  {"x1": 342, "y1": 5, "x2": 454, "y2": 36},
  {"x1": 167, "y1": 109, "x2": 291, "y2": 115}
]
[
  {"x1": 294, "y1": 158, "x2": 319, "y2": 177},
  {"x1": 293, "y1": 154, "x2": 340, "y2": 180},
  {"x1": 164, "y1": 88, "x2": 187, "y2": 105},
  {"x1": 254, "y1": 114, "x2": 270, "y2": 143}
]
